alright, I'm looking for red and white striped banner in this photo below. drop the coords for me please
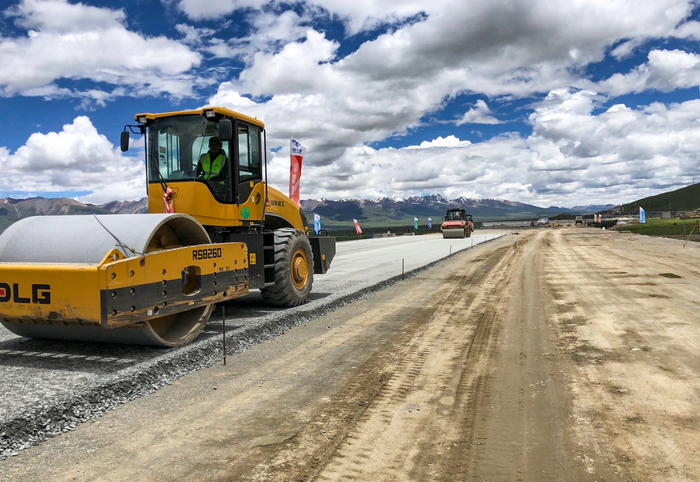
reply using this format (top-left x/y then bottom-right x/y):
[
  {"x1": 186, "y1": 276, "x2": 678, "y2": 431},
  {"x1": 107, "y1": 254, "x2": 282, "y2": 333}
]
[
  {"x1": 289, "y1": 136, "x2": 306, "y2": 204},
  {"x1": 353, "y1": 218, "x2": 362, "y2": 235}
]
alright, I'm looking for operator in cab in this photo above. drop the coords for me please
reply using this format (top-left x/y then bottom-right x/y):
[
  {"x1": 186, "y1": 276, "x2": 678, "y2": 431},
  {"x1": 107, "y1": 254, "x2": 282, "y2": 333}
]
[{"x1": 196, "y1": 136, "x2": 229, "y2": 183}]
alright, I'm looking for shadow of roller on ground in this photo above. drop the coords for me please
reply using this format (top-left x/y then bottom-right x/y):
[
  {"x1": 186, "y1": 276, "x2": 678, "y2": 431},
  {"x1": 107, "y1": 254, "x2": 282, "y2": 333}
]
[{"x1": 0, "y1": 234, "x2": 505, "y2": 458}]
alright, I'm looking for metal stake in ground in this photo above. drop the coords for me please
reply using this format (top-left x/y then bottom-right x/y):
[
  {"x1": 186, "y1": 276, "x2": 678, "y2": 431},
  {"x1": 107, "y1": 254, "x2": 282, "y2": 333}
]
[
  {"x1": 684, "y1": 221, "x2": 700, "y2": 248},
  {"x1": 222, "y1": 306, "x2": 227, "y2": 366},
  {"x1": 402, "y1": 258, "x2": 405, "y2": 280}
]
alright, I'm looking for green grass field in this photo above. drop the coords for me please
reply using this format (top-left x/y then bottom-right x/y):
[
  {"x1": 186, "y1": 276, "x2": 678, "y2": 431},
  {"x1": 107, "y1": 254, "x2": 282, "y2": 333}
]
[{"x1": 616, "y1": 218, "x2": 700, "y2": 240}]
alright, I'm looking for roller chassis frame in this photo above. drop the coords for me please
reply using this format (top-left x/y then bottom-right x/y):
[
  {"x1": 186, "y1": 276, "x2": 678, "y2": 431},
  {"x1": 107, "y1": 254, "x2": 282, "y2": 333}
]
[
  {"x1": 0, "y1": 242, "x2": 250, "y2": 329},
  {"x1": 206, "y1": 226, "x2": 336, "y2": 290}
]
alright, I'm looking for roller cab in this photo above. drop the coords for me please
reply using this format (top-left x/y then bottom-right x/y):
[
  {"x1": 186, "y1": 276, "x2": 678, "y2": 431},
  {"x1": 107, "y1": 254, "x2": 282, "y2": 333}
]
[
  {"x1": 134, "y1": 106, "x2": 336, "y2": 295},
  {"x1": 138, "y1": 106, "x2": 268, "y2": 228}
]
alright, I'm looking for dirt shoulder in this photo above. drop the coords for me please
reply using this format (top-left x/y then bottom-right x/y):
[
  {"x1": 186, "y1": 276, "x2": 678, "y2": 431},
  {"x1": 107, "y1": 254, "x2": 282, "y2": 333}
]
[
  {"x1": 1, "y1": 229, "x2": 698, "y2": 481},
  {"x1": 546, "y1": 229, "x2": 700, "y2": 481}
]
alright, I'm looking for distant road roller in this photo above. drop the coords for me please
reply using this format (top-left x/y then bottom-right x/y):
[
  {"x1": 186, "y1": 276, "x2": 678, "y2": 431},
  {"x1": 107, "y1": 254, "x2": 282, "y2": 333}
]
[
  {"x1": 0, "y1": 107, "x2": 335, "y2": 347},
  {"x1": 441, "y1": 208, "x2": 473, "y2": 238}
]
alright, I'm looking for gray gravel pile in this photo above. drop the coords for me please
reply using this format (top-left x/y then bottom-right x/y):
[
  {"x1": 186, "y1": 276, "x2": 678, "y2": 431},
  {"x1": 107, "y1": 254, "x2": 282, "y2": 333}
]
[{"x1": 0, "y1": 234, "x2": 504, "y2": 458}]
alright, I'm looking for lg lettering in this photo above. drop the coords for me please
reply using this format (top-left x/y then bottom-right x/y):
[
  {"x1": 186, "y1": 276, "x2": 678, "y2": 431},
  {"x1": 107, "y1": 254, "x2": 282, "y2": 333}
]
[{"x1": 0, "y1": 283, "x2": 51, "y2": 304}]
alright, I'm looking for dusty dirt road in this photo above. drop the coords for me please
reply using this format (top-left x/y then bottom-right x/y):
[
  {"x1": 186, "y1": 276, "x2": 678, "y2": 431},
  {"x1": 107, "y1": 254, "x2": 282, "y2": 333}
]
[{"x1": 2, "y1": 229, "x2": 699, "y2": 481}]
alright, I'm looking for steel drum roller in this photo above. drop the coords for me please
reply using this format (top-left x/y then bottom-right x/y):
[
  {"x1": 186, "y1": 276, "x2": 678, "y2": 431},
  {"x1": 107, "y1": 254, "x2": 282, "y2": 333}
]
[{"x1": 0, "y1": 214, "x2": 214, "y2": 347}]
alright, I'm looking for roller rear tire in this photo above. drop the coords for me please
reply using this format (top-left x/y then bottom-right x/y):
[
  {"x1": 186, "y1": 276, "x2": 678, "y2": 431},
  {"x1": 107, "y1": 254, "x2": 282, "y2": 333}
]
[{"x1": 261, "y1": 228, "x2": 314, "y2": 307}]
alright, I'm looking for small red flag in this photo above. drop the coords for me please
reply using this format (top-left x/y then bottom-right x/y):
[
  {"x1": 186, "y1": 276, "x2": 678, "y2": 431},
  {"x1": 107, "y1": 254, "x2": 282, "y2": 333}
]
[
  {"x1": 353, "y1": 218, "x2": 362, "y2": 235},
  {"x1": 163, "y1": 187, "x2": 174, "y2": 213},
  {"x1": 289, "y1": 137, "x2": 306, "y2": 204}
]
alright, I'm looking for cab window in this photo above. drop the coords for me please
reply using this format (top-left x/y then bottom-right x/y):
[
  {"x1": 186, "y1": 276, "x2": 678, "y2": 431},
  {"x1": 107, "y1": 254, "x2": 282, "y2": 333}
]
[
  {"x1": 148, "y1": 115, "x2": 233, "y2": 203},
  {"x1": 238, "y1": 124, "x2": 261, "y2": 182}
]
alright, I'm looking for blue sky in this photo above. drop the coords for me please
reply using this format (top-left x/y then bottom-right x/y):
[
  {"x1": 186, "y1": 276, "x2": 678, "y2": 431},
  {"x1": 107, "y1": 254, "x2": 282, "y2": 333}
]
[{"x1": 0, "y1": 0, "x2": 699, "y2": 207}]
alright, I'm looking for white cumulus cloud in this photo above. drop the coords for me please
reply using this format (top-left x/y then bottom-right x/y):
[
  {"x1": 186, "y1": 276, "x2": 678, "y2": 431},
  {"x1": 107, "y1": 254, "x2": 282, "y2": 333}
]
[
  {"x1": 0, "y1": 0, "x2": 201, "y2": 101},
  {"x1": 4, "y1": 0, "x2": 700, "y2": 207},
  {"x1": 456, "y1": 100, "x2": 501, "y2": 125},
  {"x1": 0, "y1": 116, "x2": 145, "y2": 203},
  {"x1": 597, "y1": 49, "x2": 700, "y2": 96},
  {"x1": 174, "y1": 0, "x2": 264, "y2": 21},
  {"x1": 256, "y1": 92, "x2": 700, "y2": 208},
  {"x1": 406, "y1": 136, "x2": 472, "y2": 149},
  {"x1": 209, "y1": 0, "x2": 697, "y2": 168}
]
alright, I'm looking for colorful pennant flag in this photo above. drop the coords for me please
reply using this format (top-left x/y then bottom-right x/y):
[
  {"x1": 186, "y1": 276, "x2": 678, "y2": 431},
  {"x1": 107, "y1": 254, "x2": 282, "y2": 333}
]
[
  {"x1": 353, "y1": 218, "x2": 362, "y2": 235},
  {"x1": 289, "y1": 137, "x2": 306, "y2": 204}
]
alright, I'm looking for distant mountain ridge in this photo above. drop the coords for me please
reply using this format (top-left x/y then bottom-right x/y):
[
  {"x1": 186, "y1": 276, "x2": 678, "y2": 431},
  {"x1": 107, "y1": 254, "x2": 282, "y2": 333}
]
[
  {"x1": 0, "y1": 197, "x2": 148, "y2": 234},
  {"x1": 300, "y1": 195, "x2": 613, "y2": 226},
  {"x1": 0, "y1": 195, "x2": 611, "y2": 234}
]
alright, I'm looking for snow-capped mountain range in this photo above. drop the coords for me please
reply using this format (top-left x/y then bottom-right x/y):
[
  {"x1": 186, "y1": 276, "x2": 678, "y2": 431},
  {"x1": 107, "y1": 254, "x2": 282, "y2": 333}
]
[{"x1": 0, "y1": 195, "x2": 613, "y2": 234}]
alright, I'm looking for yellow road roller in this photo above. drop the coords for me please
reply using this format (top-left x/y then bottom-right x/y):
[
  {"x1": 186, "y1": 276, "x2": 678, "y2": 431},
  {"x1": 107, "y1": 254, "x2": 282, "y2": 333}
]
[{"x1": 0, "y1": 107, "x2": 335, "y2": 347}]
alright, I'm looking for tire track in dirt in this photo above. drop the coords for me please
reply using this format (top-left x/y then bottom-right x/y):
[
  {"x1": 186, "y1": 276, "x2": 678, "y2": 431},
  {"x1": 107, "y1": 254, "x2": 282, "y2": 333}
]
[
  {"x1": 249, "y1": 240, "x2": 522, "y2": 482},
  {"x1": 314, "y1": 240, "x2": 527, "y2": 482},
  {"x1": 458, "y1": 231, "x2": 594, "y2": 481},
  {"x1": 423, "y1": 260, "x2": 516, "y2": 480}
]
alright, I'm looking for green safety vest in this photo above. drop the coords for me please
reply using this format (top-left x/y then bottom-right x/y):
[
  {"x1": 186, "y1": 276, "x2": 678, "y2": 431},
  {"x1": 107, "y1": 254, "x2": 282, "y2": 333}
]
[{"x1": 201, "y1": 153, "x2": 225, "y2": 180}]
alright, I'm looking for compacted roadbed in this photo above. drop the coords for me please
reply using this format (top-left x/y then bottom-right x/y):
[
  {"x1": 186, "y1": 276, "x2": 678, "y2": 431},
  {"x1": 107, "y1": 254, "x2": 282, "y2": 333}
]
[{"x1": 3, "y1": 229, "x2": 699, "y2": 481}]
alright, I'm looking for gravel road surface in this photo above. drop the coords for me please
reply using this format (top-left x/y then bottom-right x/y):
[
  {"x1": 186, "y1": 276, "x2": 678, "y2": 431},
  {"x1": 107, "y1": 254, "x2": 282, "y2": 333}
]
[
  {"x1": 2, "y1": 228, "x2": 698, "y2": 481},
  {"x1": 0, "y1": 231, "x2": 502, "y2": 458}
]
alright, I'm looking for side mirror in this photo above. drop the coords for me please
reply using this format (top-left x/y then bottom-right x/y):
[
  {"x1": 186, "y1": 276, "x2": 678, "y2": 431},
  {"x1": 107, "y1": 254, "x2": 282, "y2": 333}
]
[
  {"x1": 218, "y1": 119, "x2": 233, "y2": 141},
  {"x1": 120, "y1": 131, "x2": 130, "y2": 152}
]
